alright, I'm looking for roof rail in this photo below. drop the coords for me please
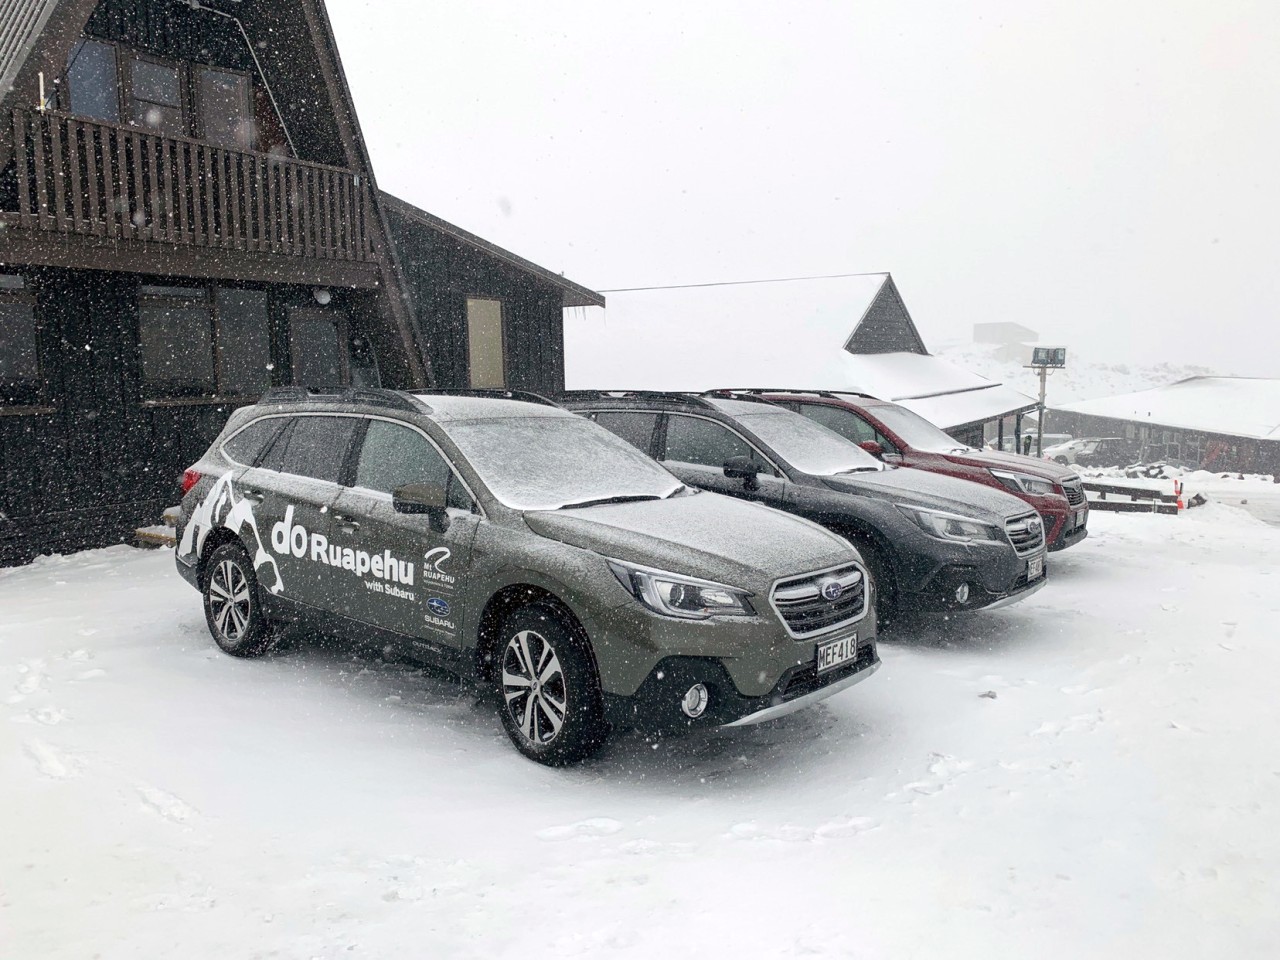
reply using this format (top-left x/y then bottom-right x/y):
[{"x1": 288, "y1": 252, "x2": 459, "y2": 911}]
[
  {"x1": 557, "y1": 389, "x2": 721, "y2": 410},
  {"x1": 711, "y1": 388, "x2": 884, "y2": 402},
  {"x1": 420, "y1": 387, "x2": 562, "y2": 408},
  {"x1": 698, "y1": 390, "x2": 784, "y2": 407},
  {"x1": 259, "y1": 386, "x2": 429, "y2": 413}
]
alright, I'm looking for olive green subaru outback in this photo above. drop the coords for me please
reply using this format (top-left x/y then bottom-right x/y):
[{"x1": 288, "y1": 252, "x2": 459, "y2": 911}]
[{"x1": 174, "y1": 388, "x2": 879, "y2": 764}]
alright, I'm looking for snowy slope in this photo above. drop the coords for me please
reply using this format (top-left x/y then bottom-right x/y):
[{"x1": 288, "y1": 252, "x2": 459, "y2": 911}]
[{"x1": 3, "y1": 511, "x2": 1279, "y2": 959}]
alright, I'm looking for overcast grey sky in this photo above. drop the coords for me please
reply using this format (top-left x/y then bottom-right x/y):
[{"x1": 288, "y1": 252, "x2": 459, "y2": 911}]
[{"x1": 329, "y1": 0, "x2": 1279, "y2": 376}]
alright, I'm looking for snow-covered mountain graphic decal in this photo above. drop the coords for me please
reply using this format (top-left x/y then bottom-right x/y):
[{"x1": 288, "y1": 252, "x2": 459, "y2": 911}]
[{"x1": 178, "y1": 472, "x2": 284, "y2": 594}]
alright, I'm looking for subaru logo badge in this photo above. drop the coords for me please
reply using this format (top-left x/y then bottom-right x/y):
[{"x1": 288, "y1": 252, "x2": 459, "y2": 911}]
[
  {"x1": 1029, "y1": 518, "x2": 1041, "y2": 535},
  {"x1": 427, "y1": 597, "x2": 450, "y2": 617},
  {"x1": 819, "y1": 579, "x2": 844, "y2": 602}
]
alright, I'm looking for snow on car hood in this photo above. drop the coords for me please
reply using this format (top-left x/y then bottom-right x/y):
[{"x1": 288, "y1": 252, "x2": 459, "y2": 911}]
[
  {"x1": 524, "y1": 491, "x2": 855, "y2": 591},
  {"x1": 949, "y1": 448, "x2": 1079, "y2": 481},
  {"x1": 824, "y1": 465, "x2": 1034, "y2": 522}
]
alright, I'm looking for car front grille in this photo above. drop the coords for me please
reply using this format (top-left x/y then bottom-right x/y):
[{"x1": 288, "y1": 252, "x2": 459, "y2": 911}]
[
  {"x1": 1062, "y1": 476, "x2": 1086, "y2": 506},
  {"x1": 779, "y1": 642, "x2": 877, "y2": 699},
  {"x1": 771, "y1": 563, "x2": 868, "y2": 638},
  {"x1": 1005, "y1": 512, "x2": 1046, "y2": 555}
]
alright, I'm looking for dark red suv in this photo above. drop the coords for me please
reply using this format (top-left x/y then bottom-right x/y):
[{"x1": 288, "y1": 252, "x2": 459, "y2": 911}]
[{"x1": 741, "y1": 390, "x2": 1089, "y2": 551}]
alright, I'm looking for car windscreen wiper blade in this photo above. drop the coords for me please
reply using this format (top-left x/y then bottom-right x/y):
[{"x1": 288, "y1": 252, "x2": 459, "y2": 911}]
[
  {"x1": 557, "y1": 494, "x2": 666, "y2": 510},
  {"x1": 836, "y1": 466, "x2": 881, "y2": 474}
]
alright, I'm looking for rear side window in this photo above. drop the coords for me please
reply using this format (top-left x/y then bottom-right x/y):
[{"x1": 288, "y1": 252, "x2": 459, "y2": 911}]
[
  {"x1": 663, "y1": 415, "x2": 764, "y2": 469},
  {"x1": 800, "y1": 403, "x2": 898, "y2": 453},
  {"x1": 223, "y1": 418, "x2": 285, "y2": 466},
  {"x1": 593, "y1": 411, "x2": 659, "y2": 454},
  {"x1": 277, "y1": 415, "x2": 359, "y2": 483},
  {"x1": 354, "y1": 420, "x2": 471, "y2": 510}
]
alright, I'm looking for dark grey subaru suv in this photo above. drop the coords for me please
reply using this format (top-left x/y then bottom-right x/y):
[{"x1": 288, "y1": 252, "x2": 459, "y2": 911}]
[
  {"x1": 174, "y1": 388, "x2": 879, "y2": 765},
  {"x1": 563, "y1": 391, "x2": 1049, "y2": 618}
]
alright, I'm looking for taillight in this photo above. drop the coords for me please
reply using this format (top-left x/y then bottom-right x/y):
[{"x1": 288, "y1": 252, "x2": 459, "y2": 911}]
[{"x1": 181, "y1": 469, "x2": 204, "y2": 497}]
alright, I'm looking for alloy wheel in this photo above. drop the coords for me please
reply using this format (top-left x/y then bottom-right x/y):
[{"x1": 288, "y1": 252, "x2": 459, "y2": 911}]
[
  {"x1": 501, "y1": 629, "x2": 568, "y2": 745},
  {"x1": 208, "y1": 558, "x2": 252, "y2": 642}
]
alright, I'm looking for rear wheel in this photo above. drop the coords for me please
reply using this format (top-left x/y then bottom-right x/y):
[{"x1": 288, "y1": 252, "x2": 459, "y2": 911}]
[
  {"x1": 203, "y1": 542, "x2": 274, "y2": 658},
  {"x1": 496, "y1": 606, "x2": 605, "y2": 766}
]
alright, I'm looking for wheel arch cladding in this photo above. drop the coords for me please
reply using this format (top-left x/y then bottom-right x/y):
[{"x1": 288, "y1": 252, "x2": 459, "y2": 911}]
[
  {"x1": 475, "y1": 584, "x2": 600, "y2": 690},
  {"x1": 197, "y1": 528, "x2": 247, "y2": 588}
]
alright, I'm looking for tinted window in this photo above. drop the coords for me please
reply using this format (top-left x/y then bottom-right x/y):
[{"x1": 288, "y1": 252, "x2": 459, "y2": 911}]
[
  {"x1": 355, "y1": 420, "x2": 469, "y2": 509},
  {"x1": 198, "y1": 68, "x2": 252, "y2": 150},
  {"x1": 129, "y1": 57, "x2": 183, "y2": 135},
  {"x1": 0, "y1": 302, "x2": 39, "y2": 381},
  {"x1": 291, "y1": 314, "x2": 345, "y2": 387},
  {"x1": 663, "y1": 415, "x2": 754, "y2": 468},
  {"x1": 216, "y1": 289, "x2": 270, "y2": 396},
  {"x1": 67, "y1": 40, "x2": 119, "y2": 122},
  {"x1": 800, "y1": 403, "x2": 897, "y2": 453},
  {"x1": 138, "y1": 303, "x2": 215, "y2": 393},
  {"x1": 593, "y1": 411, "x2": 658, "y2": 454},
  {"x1": 224, "y1": 418, "x2": 285, "y2": 466},
  {"x1": 277, "y1": 416, "x2": 358, "y2": 483}
]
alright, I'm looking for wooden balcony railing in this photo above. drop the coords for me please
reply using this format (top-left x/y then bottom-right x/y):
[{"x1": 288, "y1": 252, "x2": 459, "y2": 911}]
[{"x1": 7, "y1": 109, "x2": 375, "y2": 263}]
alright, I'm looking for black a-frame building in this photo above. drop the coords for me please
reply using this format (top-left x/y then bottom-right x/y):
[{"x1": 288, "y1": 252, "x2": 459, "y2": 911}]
[{"x1": 0, "y1": 0, "x2": 601, "y2": 564}]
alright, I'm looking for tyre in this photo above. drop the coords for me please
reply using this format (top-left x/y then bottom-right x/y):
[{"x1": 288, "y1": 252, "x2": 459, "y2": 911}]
[
  {"x1": 851, "y1": 536, "x2": 899, "y2": 625},
  {"x1": 1055, "y1": 456, "x2": 1070, "y2": 465},
  {"x1": 495, "y1": 605, "x2": 606, "y2": 766},
  {"x1": 203, "y1": 542, "x2": 274, "y2": 658}
]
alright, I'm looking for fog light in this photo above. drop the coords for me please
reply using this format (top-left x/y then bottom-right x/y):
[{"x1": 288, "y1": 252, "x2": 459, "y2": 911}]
[
  {"x1": 955, "y1": 583, "x2": 971, "y2": 604},
  {"x1": 681, "y1": 683, "x2": 709, "y2": 719}
]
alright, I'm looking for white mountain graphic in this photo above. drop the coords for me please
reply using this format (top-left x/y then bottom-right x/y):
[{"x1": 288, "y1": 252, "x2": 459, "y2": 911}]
[{"x1": 178, "y1": 472, "x2": 284, "y2": 594}]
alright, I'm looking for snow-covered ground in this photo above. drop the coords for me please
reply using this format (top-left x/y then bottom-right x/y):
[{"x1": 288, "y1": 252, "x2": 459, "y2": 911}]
[{"x1": 3, "y1": 507, "x2": 1278, "y2": 959}]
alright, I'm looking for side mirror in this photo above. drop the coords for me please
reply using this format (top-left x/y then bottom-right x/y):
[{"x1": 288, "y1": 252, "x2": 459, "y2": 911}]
[
  {"x1": 723, "y1": 455, "x2": 761, "y2": 490},
  {"x1": 393, "y1": 482, "x2": 450, "y2": 532},
  {"x1": 858, "y1": 440, "x2": 884, "y2": 459}
]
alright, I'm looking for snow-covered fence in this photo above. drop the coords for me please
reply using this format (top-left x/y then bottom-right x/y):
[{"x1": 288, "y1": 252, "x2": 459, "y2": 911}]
[{"x1": 1082, "y1": 479, "x2": 1205, "y2": 515}]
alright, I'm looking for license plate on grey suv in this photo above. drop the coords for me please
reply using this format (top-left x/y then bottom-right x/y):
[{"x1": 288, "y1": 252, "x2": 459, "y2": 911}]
[
  {"x1": 816, "y1": 634, "x2": 859, "y2": 674},
  {"x1": 1027, "y1": 553, "x2": 1045, "y2": 581}
]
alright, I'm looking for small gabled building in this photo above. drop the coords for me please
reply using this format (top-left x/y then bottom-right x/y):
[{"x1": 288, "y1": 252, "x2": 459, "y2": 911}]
[{"x1": 0, "y1": 0, "x2": 600, "y2": 565}]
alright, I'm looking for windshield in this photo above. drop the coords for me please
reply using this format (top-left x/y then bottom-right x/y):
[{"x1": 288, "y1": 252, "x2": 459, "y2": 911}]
[
  {"x1": 734, "y1": 410, "x2": 883, "y2": 476},
  {"x1": 867, "y1": 403, "x2": 973, "y2": 454},
  {"x1": 442, "y1": 415, "x2": 684, "y2": 511}
]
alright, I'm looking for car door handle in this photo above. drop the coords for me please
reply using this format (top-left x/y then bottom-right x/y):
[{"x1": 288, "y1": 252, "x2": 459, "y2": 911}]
[
  {"x1": 333, "y1": 513, "x2": 360, "y2": 532},
  {"x1": 239, "y1": 487, "x2": 265, "y2": 504}
]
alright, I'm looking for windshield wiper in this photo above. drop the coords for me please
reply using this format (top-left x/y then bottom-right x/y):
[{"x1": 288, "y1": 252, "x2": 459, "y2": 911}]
[
  {"x1": 836, "y1": 466, "x2": 881, "y2": 474},
  {"x1": 558, "y1": 494, "x2": 665, "y2": 510}
]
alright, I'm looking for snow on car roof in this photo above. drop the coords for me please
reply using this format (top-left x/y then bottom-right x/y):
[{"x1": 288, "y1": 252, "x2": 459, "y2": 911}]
[
  {"x1": 413, "y1": 395, "x2": 573, "y2": 422},
  {"x1": 1055, "y1": 377, "x2": 1280, "y2": 442}
]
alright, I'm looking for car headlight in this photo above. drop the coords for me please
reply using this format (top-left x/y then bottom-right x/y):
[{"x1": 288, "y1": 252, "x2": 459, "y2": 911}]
[
  {"x1": 896, "y1": 504, "x2": 1003, "y2": 543},
  {"x1": 607, "y1": 559, "x2": 755, "y2": 620},
  {"x1": 989, "y1": 469, "x2": 1060, "y2": 497}
]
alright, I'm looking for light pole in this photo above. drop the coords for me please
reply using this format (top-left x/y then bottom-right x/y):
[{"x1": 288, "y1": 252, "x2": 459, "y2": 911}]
[{"x1": 1026, "y1": 346, "x2": 1067, "y2": 457}]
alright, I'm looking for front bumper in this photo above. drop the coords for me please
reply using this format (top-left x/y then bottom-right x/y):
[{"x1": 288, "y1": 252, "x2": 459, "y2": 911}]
[
  {"x1": 907, "y1": 556, "x2": 1048, "y2": 612},
  {"x1": 603, "y1": 637, "x2": 880, "y2": 734},
  {"x1": 1048, "y1": 506, "x2": 1090, "y2": 551}
]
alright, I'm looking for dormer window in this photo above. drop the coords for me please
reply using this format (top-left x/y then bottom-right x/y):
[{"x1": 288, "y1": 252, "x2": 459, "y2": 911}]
[
  {"x1": 126, "y1": 55, "x2": 184, "y2": 136},
  {"x1": 64, "y1": 37, "x2": 270, "y2": 154}
]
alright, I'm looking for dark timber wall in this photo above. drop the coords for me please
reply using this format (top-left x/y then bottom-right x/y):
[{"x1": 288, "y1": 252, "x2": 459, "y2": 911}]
[
  {"x1": 845, "y1": 281, "x2": 927, "y2": 356},
  {"x1": 383, "y1": 204, "x2": 567, "y2": 397}
]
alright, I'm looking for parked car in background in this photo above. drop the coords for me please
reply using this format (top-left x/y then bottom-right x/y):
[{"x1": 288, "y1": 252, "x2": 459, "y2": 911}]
[
  {"x1": 563, "y1": 390, "x2": 1050, "y2": 620},
  {"x1": 736, "y1": 390, "x2": 1088, "y2": 552},
  {"x1": 174, "y1": 387, "x2": 879, "y2": 765},
  {"x1": 990, "y1": 433, "x2": 1073, "y2": 455},
  {"x1": 1044, "y1": 437, "x2": 1141, "y2": 469}
]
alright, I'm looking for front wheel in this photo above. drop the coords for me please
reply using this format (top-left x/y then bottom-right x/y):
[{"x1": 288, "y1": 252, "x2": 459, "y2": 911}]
[
  {"x1": 203, "y1": 542, "x2": 274, "y2": 658},
  {"x1": 496, "y1": 606, "x2": 606, "y2": 766}
]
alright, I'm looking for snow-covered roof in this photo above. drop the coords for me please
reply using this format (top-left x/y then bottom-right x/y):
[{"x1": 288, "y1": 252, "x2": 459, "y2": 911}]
[
  {"x1": 1055, "y1": 377, "x2": 1280, "y2": 442},
  {"x1": 564, "y1": 275, "x2": 1035, "y2": 429}
]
